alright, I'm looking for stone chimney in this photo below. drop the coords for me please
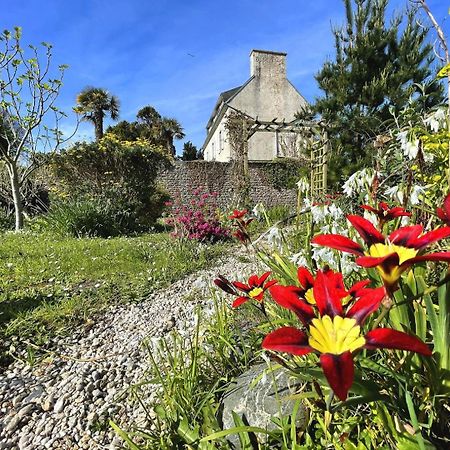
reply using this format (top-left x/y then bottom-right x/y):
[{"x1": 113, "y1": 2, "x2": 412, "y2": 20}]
[{"x1": 250, "y1": 49, "x2": 287, "y2": 79}]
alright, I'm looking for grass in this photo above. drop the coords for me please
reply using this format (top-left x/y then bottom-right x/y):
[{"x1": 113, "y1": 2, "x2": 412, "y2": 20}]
[{"x1": 0, "y1": 231, "x2": 228, "y2": 358}]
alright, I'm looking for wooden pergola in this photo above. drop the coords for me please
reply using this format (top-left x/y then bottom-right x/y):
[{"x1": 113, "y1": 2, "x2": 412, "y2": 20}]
[{"x1": 229, "y1": 110, "x2": 329, "y2": 199}]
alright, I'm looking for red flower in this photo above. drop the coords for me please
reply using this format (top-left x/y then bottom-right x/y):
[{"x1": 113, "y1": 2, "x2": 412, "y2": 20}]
[
  {"x1": 263, "y1": 268, "x2": 431, "y2": 401},
  {"x1": 233, "y1": 229, "x2": 250, "y2": 244},
  {"x1": 436, "y1": 193, "x2": 450, "y2": 226},
  {"x1": 312, "y1": 215, "x2": 450, "y2": 291},
  {"x1": 229, "y1": 209, "x2": 248, "y2": 220},
  {"x1": 360, "y1": 202, "x2": 411, "y2": 224},
  {"x1": 214, "y1": 272, "x2": 277, "y2": 308}
]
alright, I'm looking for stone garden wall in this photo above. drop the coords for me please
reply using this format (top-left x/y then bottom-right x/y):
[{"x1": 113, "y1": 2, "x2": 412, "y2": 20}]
[{"x1": 157, "y1": 160, "x2": 299, "y2": 208}]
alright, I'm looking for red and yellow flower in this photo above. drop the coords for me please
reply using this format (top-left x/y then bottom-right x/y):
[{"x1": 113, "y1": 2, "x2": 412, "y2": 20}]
[
  {"x1": 312, "y1": 215, "x2": 450, "y2": 291},
  {"x1": 263, "y1": 268, "x2": 432, "y2": 401},
  {"x1": 214, "y1": 271, "x2": 277, "y2": 308}
]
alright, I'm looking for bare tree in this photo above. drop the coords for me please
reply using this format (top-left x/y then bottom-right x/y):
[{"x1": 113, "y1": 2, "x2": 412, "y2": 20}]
[
  {"x1": 412, "y1": 1, "x2": 450, "y2": 185},
  {"x1": 0, "y1": 27, "x2": 74, "y2": 230}
]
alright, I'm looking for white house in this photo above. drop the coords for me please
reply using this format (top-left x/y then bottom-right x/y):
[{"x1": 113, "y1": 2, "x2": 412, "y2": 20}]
[{"x1": 202, "y1": 50, "x2": 308, "y2": 162}]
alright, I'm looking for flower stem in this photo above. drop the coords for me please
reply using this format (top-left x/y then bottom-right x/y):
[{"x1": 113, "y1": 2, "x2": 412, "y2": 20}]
[{"x1": 372, "y1": 295, "x2": 394, "y2": 328}]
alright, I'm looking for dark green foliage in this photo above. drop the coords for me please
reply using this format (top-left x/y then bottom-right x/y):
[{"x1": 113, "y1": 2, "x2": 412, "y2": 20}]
[
  {"x1": 262, "y1": 158, "x2": 307, "y2": 190},
  {"x1": 314, "y1": 0, "x2": 444, "y2": 186},
  {"x1": 105, "y1": 120, "x2": 145, "y2": 141},
  {"x1": 75, "y1": 87, "x2": 120, "y2": 141},
  {"x1": 106, "y1": 105, "x2": 185, "y2": 156},
  {"x1": 48, "y1": 136, "x2": 170, "y2": 236},
  {"x1": 181, "y1": 141, "x2": 202, "y2": 161}
]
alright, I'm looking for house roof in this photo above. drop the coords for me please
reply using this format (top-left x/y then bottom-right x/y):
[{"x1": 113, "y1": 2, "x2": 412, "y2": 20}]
[{"x1": 206, "y1": 85, "x2": 241, "y2": 130}]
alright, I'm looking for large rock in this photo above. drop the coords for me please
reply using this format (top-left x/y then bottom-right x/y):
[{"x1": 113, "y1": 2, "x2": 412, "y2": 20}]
[{"x1": 222, "y1": 364, "x2": 308, "y2": 448}]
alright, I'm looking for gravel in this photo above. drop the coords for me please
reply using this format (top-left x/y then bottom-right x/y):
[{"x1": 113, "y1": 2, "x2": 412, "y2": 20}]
[{"x1": 0, "y1": 247, "x2": 262, "y2": 449}]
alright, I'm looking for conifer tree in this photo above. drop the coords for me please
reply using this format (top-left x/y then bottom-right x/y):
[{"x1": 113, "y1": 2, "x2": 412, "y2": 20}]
[{"x1": 314, "y1": 0, "x2": 443, "y2": 185}]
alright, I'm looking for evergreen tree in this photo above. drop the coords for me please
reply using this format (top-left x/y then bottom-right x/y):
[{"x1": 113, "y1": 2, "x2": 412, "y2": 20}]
[
  {"x1": 181, "y1": 141, "x2": 202, "y2": 160},
  {"x1": 314, "y1": 0, "x2": 443, "y2": 185}
]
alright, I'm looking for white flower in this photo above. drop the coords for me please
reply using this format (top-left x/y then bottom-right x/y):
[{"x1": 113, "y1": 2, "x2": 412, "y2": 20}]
[
  {"x1": 363, "y1": 210, "x2": 378, "y2": 227},
  {"x1": 410, "y1": 185, "x2": 426, "y2": 205},
  {"x1": 297, "y1": 177, "x2": 309, "y2": 194},
  {"x1": 312, "y1": 246, "x2": 338, "y2": 269},
  {"x1": 289, "y1": 251, "x2": 308, "y2": 267},
  {"x1": 397, "y1": 130, "x2": 419, "y2": 160},
  {"x1": 328, "y1": 203, "x2": 343, "y2": 220},
  {"x1": 341, "y1": 254, "x2": 360, "y2": 276},
  {"x1": 404, "y1": 139, "x2": 419, "y2": 160},
  {"x1": 342, "y1": 168, "x2": 377, "y2": 197},
  {"x1": 424, "y1": 107, "x2": 447, "y2": 132},
  {"x1": 385, "y1": 185, "x2": 404, "y2": 204},
  {"x1": 311, "y1": 204, "x2": 328, "y2": 223},
  {"x1": 397, "y1": 131, "x2": 408, "y2": 148},
  {"x1": 252, "y1": 203, "x2": 265, "y2": 219},
  {"x1": 266, "y1": 227, "x2": 283, "y2": 251}
]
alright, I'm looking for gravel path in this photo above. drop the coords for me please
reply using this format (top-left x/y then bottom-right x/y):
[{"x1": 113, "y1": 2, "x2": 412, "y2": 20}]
[{"x1": 0, "y1": 248, "x2": 262, "y2": 449}]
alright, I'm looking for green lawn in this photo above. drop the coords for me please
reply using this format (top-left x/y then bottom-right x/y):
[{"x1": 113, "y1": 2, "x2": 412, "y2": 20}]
[{"x1": 0, "y1": 231, "x2": 227, "y2": 354}]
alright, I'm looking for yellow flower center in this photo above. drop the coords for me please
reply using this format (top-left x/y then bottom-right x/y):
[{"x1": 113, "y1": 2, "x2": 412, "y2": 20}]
[
  {"x1": 304, "y1": 288, "x2": 316, "y2": 305},
  {"x1": 368, "y1": 243, "x2": 418, "y2": 265},
  {"x1": 248, "y1": 287, "x2": 263, "y2": 298},
  {"x1": 367, "y1": 243, "x2": 418, "y2": 285},
  {"x1": 308, "y1": 315, "x2": 365, "y2": 355}
]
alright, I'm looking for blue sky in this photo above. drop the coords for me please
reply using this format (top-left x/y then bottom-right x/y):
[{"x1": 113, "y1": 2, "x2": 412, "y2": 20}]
[{"x1": 3, "y1": 0, "x2": 449, "y2": 154}]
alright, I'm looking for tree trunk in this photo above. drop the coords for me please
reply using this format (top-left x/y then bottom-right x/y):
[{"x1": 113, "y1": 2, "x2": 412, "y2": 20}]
[
  {"x1": 94, "y1": 111, "x2": 104, "y2": 141},
  {"x1": 7, "y1": 162, "x2": 24, "y2": 231}
]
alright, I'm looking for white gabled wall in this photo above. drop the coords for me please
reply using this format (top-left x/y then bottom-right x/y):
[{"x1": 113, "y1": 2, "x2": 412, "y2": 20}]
[{"x1": 203, "y1": 50, "x2": 308, "y2": 162}]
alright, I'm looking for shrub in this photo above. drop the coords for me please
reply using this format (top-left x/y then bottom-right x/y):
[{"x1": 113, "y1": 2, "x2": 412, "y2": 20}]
[
  {"x1": 47, "y1": 134, "x2": 170, "y2": 236},
  {"x1": 165, "y1": 187, "x2": 230, "y2": 242}
]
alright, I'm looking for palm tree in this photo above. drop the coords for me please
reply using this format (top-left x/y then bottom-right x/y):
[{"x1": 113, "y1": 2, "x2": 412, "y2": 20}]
[
  {"x1": 75, "y1": 87, "x2": 120, "y2": 141},
  {"x1": 159, "y1": 117, "x2": 185, "y2": 156}
]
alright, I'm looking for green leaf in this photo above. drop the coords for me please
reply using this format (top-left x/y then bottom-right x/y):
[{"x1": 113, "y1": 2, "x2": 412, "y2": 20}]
[
  {"x1": 177, "y1": 418, "x2": 200, "y2": 444},
  {"x1": 109, "y1": 420, "x2": 141, "y2": 450},
  {"x1": 405, "y1": 390, "x2": 426, "y2": 450},
  {"x1": 200, "y1": 425, "x2": 271, "y2": 442}
]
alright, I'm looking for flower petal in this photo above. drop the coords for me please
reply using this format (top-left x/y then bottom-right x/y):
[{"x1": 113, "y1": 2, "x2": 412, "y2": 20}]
[
  {"x1": 257, "y1": 271, "x2": 272, "y2": 286},
  {"x1": 388, "y1": 225, "x2": 423, "y2": 247},
  {"x1": 313, "y1": 270, "x2": 345, "y2": 317},
  {"x1": 348, "y1": 279, "x2": 371, "y2": 297},
  {"x1": 262, "y1": 326, "x2": 313, "y2": 356},
  {"x1": 233, "y1": 281, "x2": 251, "y2": 292},
  {"x1": 248, "y1": 274, "x2": 259, "y2": 288},
  {"x1": 356, "y1": 252, "x2": 399, "y2": 268},
  {"x1": 232, "y1": 296, "x2": 249, "y2": 308},
  {"x1": 264, "y1": 280, "x2": 278, "y2": 289},
  {"x1": 387, "y1": 207, "x2": 411, "y2": 219},
  {"x1": 364, "y1": 328, "x2": 432, "y2": 356},
  {"x1": 412, "y1": 227, "x2": 450, "y2": 249},
  {"x1": 437, "y1": 194, "x2": 450, "y2": 225},
  {"x1": 347, "y1": 215, "x2": 385, "y2": 246},
  {"x1": 360, "y1": 204, "x2": 378, "y2": 213},
  {"x1": 320, "y1": 352, "x2": 354, "y2": 401},
  {"x1": 269, "y1": 285, "x2": 315, "y2": 325},
  {"x1": 297, "y1": 267, "x2": 314, "y2": 289},
  {"x1": 402, "y1": 251, "x2": 450, "y2": 267},
  {"x1": 312, "y1": 234, "x2": 364, "y2": 256},
  {"x1": 214, "y1": 276, "x2": 237, "y2": 295},
  {"x1": 346, "y1": 287, "x2": 386, "y2": 324}
]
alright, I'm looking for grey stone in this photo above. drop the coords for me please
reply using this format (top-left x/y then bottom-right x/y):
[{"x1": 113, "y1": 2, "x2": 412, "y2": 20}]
[
  {"x1": 22, "y1": 385, "x2": 44, "y2": 404},
  {"x1": 41, "y1": 394, "x2": 55, "y2": 411},
  {"x1": 222, "y1": 364, "x2": 308, "y2": 449},
  {"x1": 53, "y1": 396, "x2": 67, "y2": 413}
]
